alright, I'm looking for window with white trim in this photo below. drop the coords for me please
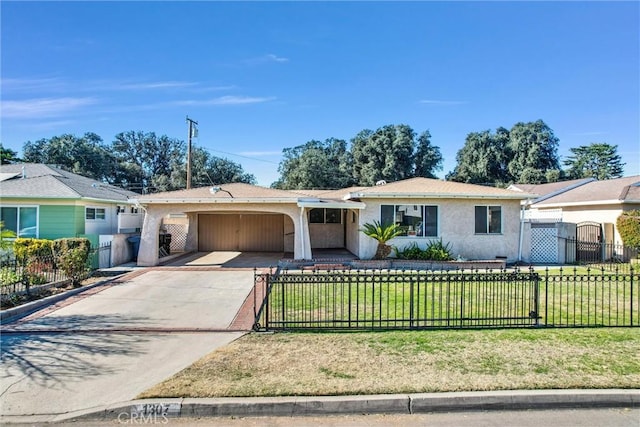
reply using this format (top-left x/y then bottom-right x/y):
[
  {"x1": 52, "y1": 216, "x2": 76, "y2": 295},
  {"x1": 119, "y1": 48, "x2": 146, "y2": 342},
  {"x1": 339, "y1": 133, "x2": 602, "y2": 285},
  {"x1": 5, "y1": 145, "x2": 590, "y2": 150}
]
[
  {"x1": 1, "y1": 206, "x2": 38, "y2": 238},
  {"x1": 86, "y1": 207, "x2": 106, "y2": 221},
  {"x1": 475, "y1": 206, "x2": 502, "y2": 234},
  {"x1": 381, "y1": 204, "x2": 438, "y2": 237}
]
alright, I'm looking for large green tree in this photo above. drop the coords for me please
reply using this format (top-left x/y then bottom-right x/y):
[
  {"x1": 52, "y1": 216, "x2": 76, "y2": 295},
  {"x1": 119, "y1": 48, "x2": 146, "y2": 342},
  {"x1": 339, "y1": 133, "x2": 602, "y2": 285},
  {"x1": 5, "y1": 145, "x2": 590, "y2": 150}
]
[
  {"x1": 506, "y1": 120, "x2": 561, "y2": 184},
  {"x1": 163, "y1": 146, "x2": 256, "y2": 191},
  {"x1": 448, "y1": 120, "x2": 562, "y2": 185},
  {"x1": 413, "y1": 130, "x2": 444, "y2": 179},
  {"x1": 563, "y1": 143, "x2": 625, "y2": 180},
  {"x1": 0, "y1": 146, "x2": 21, "y2": 164},
  {"x1": 274, "y1": 124, "x2": 444, "y2": 188},
  {"x1": 273, "y1": 138, "x2": 353, "y2": 189},
  {"x1": 22, "y1": 133, "x2": 115, "y2": 181},
  {"x1": 111, "y1": 131, "x2": 185, "y2": 192},
  {"x1": 446, "y1": 127, "x2": 510, "y2": 185},
  {"x1": 351, "y1": 124, "x2": 417, "y2": 186}
]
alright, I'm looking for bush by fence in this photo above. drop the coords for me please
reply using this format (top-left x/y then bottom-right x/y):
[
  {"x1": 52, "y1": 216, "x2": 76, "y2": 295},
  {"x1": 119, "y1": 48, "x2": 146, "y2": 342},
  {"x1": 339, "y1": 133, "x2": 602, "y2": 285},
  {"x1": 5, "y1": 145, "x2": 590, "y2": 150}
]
[
  {"x1": 0, "y1": 242, "x2": 108, "y2": 303},
  {"x1": 254, "y1": 266, "x2": 639, "y2": 331}
]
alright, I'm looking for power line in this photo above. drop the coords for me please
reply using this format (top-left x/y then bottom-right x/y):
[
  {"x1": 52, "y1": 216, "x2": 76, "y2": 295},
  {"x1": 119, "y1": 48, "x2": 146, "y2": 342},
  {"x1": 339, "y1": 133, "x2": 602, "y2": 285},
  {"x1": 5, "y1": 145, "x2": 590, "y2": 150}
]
[{"x1": 205, "y1": 147, "x2": 280, "y2": 165}]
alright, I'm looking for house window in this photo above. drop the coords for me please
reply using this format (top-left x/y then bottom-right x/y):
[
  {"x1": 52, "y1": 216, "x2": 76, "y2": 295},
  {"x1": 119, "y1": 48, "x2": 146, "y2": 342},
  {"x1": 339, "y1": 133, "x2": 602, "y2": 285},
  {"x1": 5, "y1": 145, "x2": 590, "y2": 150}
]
[
  {"x1": 86, "y1": 207, "x2": 106, "y2": 221},
  {"x1": 309, "y1": 208, "x2": 342, "y2": 224},
  {"x1": 475, "y1": 206, "x2": 502, "y2": 234},
  {"x1": 1, "y1": 206, "x2": 38, "y2": 238},
  {"x1": 380, "y1": 204, "x2": 438, "y2": 237}
]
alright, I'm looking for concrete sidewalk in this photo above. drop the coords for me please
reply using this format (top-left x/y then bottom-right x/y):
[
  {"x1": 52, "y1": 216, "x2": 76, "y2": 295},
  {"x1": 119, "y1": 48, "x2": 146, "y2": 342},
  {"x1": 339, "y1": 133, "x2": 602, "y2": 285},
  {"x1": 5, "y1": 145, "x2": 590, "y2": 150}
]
[{"x1": 1, "y1": 389, "x2": 637, "y2": 424}]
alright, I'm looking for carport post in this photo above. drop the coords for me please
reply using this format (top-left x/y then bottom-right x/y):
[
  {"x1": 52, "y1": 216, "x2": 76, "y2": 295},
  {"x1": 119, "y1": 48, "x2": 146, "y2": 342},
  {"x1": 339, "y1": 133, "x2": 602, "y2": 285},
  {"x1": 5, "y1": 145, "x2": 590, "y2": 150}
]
[
  {"x1": 297, "y1": 207, "x2": 312, "y2": 260},
  {"x1": 137, "y1": 211, "x2": 163, "y2": 266}
]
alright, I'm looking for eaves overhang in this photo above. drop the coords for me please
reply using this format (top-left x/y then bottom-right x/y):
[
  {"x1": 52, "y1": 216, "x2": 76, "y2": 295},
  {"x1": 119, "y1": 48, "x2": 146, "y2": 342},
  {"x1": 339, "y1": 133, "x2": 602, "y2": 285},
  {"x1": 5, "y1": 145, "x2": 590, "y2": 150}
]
[
  {"x1": 297, "y1": 200, "x2": 366, "y2": 209},
  {"x1": 132, "y1": 197, "x2": 300, "y2": 205},
  {"x1": 533, "y1": 199, "x2": 640, "y2": 208}
]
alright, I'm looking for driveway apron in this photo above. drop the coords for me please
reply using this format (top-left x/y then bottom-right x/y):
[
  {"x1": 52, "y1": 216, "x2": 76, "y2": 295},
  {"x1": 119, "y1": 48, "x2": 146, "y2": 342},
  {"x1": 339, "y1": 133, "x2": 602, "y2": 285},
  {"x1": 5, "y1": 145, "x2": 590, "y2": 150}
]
[{"x1": 0, "y1": 268, "x2": 255, "y2": 418}]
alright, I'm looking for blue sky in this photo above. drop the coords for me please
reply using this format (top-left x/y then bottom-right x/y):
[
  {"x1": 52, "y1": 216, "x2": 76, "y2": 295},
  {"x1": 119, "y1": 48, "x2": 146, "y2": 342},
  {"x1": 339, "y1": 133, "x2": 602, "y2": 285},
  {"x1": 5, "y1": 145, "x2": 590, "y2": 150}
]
[{"x1": 2, "y1": 1, "x2": 638, "y2": 186}]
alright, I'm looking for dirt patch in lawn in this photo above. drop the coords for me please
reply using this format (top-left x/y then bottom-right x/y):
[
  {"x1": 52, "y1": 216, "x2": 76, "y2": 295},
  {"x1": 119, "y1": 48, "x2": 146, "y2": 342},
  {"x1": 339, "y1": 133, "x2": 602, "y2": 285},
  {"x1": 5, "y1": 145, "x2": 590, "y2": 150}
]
[{"x1": 140, "y1": 328, "x2": 640, "y2": 398}]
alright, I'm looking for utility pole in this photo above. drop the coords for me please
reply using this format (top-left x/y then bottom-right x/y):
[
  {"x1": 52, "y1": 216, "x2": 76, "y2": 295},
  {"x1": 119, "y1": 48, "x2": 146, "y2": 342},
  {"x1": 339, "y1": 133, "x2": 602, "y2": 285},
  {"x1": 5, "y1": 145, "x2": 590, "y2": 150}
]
[{"x1": 186, "y1": 116, "x2": 198, "y2": 189}]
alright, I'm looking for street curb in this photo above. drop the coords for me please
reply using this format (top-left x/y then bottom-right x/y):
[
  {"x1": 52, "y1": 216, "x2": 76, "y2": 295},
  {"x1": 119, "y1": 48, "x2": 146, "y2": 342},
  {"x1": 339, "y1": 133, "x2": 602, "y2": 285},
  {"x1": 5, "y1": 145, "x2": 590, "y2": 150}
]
[
  {"x1": 0, "y1": 273, "x2": 131, "y2": 325},
  {"x1": 5, "y1": 389, "x2": 633, "y2": 423}
]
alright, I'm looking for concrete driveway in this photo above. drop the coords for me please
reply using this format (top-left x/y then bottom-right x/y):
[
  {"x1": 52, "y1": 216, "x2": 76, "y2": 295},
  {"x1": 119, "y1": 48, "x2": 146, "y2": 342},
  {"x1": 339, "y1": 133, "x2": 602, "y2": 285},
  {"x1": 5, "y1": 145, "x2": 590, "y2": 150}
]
[{"x1": 0, "y1": 265, "x2": 257, "y2": 420}]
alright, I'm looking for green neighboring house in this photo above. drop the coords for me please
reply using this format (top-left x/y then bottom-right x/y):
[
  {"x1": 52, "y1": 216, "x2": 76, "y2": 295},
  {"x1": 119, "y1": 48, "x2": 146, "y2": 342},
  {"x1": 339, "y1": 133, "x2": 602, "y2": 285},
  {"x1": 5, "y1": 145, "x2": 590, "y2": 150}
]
[{"x1": 0, "y1": 163, "x2": 142, "y2": 247}]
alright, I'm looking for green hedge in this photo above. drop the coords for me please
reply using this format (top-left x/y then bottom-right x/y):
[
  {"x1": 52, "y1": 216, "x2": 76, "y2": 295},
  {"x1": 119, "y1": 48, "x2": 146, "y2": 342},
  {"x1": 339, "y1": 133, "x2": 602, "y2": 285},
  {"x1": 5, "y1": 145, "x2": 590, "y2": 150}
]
[
  {"x1": 13, "y1": 238, "x2": 54, "y2": 261},
  {"x1": 616, "y1": 210, "x2": 640, "y2": 249}
]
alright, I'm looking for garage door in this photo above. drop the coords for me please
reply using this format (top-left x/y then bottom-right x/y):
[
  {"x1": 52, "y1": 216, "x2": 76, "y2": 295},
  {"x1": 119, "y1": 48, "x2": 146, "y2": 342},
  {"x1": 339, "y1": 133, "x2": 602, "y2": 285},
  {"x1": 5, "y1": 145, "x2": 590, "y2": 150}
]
[{"x1": 199, "y1": 214, "x2": 284, "y2": 252}]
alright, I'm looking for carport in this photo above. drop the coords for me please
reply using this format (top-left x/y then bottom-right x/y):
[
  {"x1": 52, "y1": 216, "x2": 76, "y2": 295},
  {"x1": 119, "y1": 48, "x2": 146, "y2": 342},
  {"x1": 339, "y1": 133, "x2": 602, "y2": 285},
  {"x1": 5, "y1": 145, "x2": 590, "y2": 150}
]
[{"x1": 131, "y1": 183, "x2": 364, "y2": 266}]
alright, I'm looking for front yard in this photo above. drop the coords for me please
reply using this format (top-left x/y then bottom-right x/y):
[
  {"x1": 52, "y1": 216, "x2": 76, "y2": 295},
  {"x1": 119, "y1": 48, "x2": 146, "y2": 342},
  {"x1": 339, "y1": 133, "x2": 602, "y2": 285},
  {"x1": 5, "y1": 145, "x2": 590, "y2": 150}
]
[{"x1": 139, "y1": 328, "x2": 640, "y2": 398}]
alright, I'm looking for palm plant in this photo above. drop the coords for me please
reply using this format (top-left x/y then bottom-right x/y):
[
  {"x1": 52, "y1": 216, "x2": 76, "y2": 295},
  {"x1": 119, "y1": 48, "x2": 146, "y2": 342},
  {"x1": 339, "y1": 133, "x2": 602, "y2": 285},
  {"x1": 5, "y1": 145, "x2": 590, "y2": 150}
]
[{"x1": 360, "y1": 220, "x2": 402, "y2": 259}]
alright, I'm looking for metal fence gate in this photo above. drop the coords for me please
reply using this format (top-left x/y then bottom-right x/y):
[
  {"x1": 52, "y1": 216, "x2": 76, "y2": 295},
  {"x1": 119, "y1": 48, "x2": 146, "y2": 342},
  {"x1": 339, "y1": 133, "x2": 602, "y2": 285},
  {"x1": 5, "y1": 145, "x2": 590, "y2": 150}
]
[{"x1": 575, "y1": 222, "x2": 603, "y2": 263}]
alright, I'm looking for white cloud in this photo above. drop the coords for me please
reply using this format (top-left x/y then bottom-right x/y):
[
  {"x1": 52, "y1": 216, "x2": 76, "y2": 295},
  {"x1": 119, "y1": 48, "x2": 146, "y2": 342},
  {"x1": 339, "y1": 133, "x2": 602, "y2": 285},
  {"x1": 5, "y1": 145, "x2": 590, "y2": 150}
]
[
  {"x1": 266, "y1": 54, "x2": 289, "y2": 63},
  {"x1": 1, "y1": 97, "x2": 97, "y2": 118},
  {"x1": 244, "y1": 54, "x2": 290, "y2": 65},
  {"x1": 114, "y1": 81, "x2": 199, "y2": 90},
  {"x1": 174, "y1": 96, "x2": 276, "y2": 106},
  {"x1": 1, "y1": 77, "x2": 66, "y2": 93}
]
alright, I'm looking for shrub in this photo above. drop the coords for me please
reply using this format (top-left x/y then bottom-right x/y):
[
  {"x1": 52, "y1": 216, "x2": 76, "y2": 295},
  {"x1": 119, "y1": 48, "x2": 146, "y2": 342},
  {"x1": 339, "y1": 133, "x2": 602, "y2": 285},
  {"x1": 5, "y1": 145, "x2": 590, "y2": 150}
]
[
  {"x1": 361, "y1": 221, "x2": 403, "y2": 259},
  {"x1": 13, "y1": 238, "x2": 53, "y2": 261},
  {"x1": 0, "y1": 267, "x2": 22, "y2": 287},
  {"x1": 393, "y1": 239, "x2": 453, "y2": 261},
  {"x1": 617, "y1": 210, "x2": 640, "y2": 250},
  {"x1": 52, "y1": 238, "x2": 91, "y2": 287}
]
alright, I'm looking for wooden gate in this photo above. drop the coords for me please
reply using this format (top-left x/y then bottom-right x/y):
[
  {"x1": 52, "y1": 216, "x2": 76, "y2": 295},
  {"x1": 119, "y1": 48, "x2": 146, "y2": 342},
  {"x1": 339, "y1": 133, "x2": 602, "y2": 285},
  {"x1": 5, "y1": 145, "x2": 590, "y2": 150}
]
[{"x1": 576, "y1": 222, "x2": 602, "y2": 263}]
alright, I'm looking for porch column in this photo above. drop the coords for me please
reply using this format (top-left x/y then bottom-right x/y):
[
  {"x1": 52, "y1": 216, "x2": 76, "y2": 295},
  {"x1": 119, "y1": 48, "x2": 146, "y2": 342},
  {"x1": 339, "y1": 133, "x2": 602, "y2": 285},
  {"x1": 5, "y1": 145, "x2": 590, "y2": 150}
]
[
  {"x1": 137, "y1": 210, "x2": 163, "y2": 266},
  {"x1": 184, "y1": 212, "x2": 198, "y2": 252},
  {"x1": 295, "y1": 207, "x2": 312, "y2": 260}
]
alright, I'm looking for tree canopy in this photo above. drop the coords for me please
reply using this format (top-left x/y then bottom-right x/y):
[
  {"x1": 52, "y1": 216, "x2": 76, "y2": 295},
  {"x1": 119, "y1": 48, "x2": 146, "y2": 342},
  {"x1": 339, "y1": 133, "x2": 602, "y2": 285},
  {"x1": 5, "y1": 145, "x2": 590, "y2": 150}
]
[
  {"x1": 274, "y1": 124, "x2": 443, "y2": 189},
  {"x1": 19, "y1": 131, "x2": 254, "y2": 193},
  {"x1": 23, "y1": 133, "x2": 115, "y2": 181},
  {"x1": 563, "y1": 143, "x2": 625, "y2": 180},
  {"x1": 0, "y1": 146, "x2": 21, "y2": 164},
  {"x1": 448, "y1": 120, "x2": 562, "y2": 185},
  {"x1": 273, "y1": 138, "x2": 353, "y2": 189}
]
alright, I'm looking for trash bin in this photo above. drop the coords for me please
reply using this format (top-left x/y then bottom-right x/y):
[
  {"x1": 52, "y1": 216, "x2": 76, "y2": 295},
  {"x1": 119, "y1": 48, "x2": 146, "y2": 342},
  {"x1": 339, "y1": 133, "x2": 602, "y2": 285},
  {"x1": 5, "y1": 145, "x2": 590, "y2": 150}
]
[
  {"x1": 127, "y1": 236, "x2": 141, "y2": 261},
  {"x1": 159, "y1": 233, "x2": 171, "y2": 256}
]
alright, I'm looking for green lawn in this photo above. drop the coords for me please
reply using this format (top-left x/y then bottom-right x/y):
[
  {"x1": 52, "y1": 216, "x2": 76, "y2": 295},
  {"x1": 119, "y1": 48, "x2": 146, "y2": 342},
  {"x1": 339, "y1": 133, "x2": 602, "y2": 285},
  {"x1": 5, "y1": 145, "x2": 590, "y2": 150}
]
[{"x1": 139, "y1": 328, "x2": 640, "y2": 398}]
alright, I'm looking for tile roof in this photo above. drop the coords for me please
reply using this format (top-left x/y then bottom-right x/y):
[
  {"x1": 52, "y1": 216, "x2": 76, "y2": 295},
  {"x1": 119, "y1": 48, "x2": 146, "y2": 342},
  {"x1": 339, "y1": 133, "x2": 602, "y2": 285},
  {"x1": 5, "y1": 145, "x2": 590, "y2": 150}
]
[
  {"x1": 532, "y1": 175, "x2": 640, "y2": 206},
  {"x1": 0, "y1": 163, "x2": 139, "y2": 202}
]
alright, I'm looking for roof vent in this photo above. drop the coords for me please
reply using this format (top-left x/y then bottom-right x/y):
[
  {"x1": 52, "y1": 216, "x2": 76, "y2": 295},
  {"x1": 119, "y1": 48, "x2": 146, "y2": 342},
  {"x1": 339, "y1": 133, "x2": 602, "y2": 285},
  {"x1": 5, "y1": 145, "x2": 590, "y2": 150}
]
[
  {"x1": 375, "y1": 180, "x2": 387, "y2": 186},
  {"x1": 22, "y1": 166, "x2": 26, "y2": 179}
]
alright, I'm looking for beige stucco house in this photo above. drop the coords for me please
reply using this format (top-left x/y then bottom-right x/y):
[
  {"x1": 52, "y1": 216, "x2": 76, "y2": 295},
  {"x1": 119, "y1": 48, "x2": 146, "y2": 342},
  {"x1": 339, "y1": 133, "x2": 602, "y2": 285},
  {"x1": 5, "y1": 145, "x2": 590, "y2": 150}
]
[
  {"x1": 514, "y1": 176, "x2": 640, "y2": 246},
  {"x1": 132, "y1": 177, "x2": 532, "y2": 266}
]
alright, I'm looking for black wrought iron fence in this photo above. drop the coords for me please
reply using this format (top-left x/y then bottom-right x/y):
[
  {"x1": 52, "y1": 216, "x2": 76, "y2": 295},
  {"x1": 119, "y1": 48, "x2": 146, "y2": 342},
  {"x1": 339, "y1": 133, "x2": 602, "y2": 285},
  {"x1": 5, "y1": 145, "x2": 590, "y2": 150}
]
[
  {"x1": 564, "y1": 237, "x2": 639, "y2": 273},
  {"x1": 254, "y1": 266, "x2": 638, "y2": 331},
  {"x1": 0, "y1": 244, "x2": 108, "y2": 299}
]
